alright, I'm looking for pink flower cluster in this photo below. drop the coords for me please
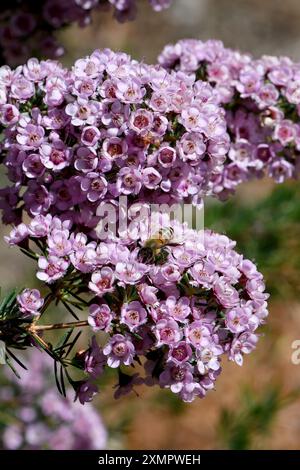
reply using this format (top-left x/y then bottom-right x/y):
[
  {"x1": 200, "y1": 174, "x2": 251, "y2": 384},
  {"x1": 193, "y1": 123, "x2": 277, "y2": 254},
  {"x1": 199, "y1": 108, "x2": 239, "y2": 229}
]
[
  {"x1": 0, "y1": 46, "x2": 271, "y2": 405},
  {"x1": 9, "y1": 216, "x2": 268, "y2": 403},
  {"x1": 0, "y1": 0, "x2": 172, "y2": 67},
  {"x1": 158, "y1": 39, "x2": 300, "y2": 199},
  {"x1": 0, "y1": 49, "x2": 229, "y2": 228},
  {"x1": 0, "y1": 350, "x2": 107, "y2": 450}
]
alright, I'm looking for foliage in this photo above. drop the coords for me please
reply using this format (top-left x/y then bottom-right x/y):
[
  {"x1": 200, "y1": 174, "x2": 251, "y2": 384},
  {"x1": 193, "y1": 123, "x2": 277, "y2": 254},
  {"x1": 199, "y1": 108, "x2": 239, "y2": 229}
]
[
  {"x1": 218, "y1": 386, "x2": 300, "y2": 449},
  {"x1": 206, "y1": 183, "x2": 300, "y2": 298}
]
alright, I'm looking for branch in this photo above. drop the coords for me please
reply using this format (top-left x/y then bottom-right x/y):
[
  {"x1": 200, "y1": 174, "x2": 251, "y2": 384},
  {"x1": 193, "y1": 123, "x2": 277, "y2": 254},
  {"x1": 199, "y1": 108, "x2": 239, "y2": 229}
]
[{"x1": 30, "y1": 320, "x2": 89, "y2": 332}]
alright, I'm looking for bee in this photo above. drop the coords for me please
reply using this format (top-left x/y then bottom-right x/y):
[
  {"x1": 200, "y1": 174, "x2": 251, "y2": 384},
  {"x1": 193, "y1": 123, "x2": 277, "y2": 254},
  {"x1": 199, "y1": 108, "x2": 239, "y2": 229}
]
[{"x1": 138, "y1": 227, "x2": 178, "y2": 265}]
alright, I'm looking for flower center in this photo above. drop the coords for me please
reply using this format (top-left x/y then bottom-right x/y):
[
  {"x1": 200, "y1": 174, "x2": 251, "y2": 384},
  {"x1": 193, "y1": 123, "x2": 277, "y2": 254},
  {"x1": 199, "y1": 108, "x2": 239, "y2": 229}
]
[
  {"x1": 91, "y1": 179, "x2": 104, "y2": 191},
  {"x1": 108, "y1": 143, "x2": 122, "y2": 156},
  {"x1": 172, "y1": 367, "x2": 185, "y2": 382},
  {"x1": 172, "y1": 345, "x2": 187, "y2": 361},
  {"x1": 113, "y1": 342, "x2": 126, "y2": 357},
  {"x1": 97, "y1": 278, "x2": 110, "y2": 289},
  {"x1": 51, "y1": 150, "x2": 65, "y2": 164},
  {"x1": 133, "y1": 115, "x2": 149, "y2": 129},
  {"x1": 161, "y1": 328, "x2": 174, "y2": 341},
  {"x1": 124, "y1": 175, "x2": 135, "y2": 187},
  {"x1": 128, "y1": 310, "x2": 139, "y2": 323}
]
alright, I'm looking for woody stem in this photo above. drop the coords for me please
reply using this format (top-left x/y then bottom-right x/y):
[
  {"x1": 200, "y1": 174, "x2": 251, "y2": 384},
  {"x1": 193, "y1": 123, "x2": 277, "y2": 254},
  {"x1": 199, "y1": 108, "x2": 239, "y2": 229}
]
[{"x1": 30, "y1": 320, "x2": 89, "y2": 332}]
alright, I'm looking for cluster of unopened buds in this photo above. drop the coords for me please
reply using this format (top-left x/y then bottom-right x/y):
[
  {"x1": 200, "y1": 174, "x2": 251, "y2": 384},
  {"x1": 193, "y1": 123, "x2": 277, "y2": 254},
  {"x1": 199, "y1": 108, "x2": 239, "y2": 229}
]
[
  {"x1": 0, "y1": 349, "x2": 107, "y2": 449},
  {"x1": 159, "y1": 39, "x2": 300, "y2": 199},
  {"x1": 4, "y1": 213, "x2": 269, "y2": 404},
  {"x1": 0, "y1": 49, "x2": 229, "y2": 227},
  {"x1": 0, "y1": 0, "x2": 172, "y2": 66}
]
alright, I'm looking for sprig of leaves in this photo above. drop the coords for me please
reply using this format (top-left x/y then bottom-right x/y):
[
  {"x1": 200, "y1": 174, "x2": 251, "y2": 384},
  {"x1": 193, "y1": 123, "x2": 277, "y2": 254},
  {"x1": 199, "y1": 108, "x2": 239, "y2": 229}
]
[
  {"x1": 0, "y1": 289, "x2": 34, "y2": 377},
  {"x1": 218, "y1": 386, "x2": 300, "y2": 449}
]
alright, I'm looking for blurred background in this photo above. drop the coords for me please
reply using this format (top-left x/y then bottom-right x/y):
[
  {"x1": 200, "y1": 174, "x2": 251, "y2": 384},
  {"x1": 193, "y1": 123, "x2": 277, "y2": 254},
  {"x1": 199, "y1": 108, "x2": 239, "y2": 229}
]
[{"x1": 1, "y1": 0, "x2": 300, "y2": 450}]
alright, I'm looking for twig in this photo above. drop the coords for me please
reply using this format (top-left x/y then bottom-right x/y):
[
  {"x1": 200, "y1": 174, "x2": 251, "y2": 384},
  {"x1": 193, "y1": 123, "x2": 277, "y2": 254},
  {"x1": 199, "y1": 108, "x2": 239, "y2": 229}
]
[{"x1": 31, "y1": 320, "x2": 89, "y2": 332}]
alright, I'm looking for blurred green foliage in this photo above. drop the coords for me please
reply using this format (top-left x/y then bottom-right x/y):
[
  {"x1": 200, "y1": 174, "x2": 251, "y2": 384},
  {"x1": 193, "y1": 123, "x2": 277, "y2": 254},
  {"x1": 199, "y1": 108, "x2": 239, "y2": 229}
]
[
  {"x1": 218, "y1": 386, "x2": 300, "y2": 449},
  {"x1": 206, "y1": 182, "x2": 300, "y2": 298},
  {"x1": 152, "y1": 389, "x2": 186, "y2": 416}
]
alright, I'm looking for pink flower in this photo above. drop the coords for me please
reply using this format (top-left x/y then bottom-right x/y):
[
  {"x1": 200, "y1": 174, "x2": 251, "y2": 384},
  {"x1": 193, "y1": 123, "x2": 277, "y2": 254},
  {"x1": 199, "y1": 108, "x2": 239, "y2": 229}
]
[
  {"x1": 214, "y1": 276, "x2": 240, "y2": 308},
  {"x1": 28, "y1": 214, "x2": 53, "y2": 237},
  {"x1": 129, "y1": 109, "x2": 153, "y2": 134},
  {"x1": 102, "y1": 137, "x2": 128, "y2": 160},
  {"x1": 165, "y1": 296, "x2": 191, "y2": 322},
  {"x1": 5, "y1": 223, "x2": 28, "y2": 245},
  {"x1": 225, "y1": 306, "x2": 257, "y2": 334},
  {"x1": 80, "y1": 173, "x2": 108, "y2": 202},
  {"x1": 149, "y1": 93, "x2": 169, "y2": 112},
  {"x1": 115, "y1": 261, "x2": 148, "y2": 284},
  {"x1": 47, "y1": 229, "x2": 72, "y2": 257},
  {"x1": 160, "y1": 264, "x2": 181, "y2": 283},
  {"x1": 142, "y1": 167, "x2": 162, "y2": 189},
  {"x1": 65, "y1": 99, "x2": 101, "y2": 126},
  {"x1": 180, "y1": 380, "x2": 204, "y2": 403},
  {"x1": 268, "y1": 66, "x2": 292, "y2": 86},
  {"x1": 157, "y1": 146, "x2": 176, "y2": 168},
  {"x1": 120, "y1": 301, "x2": 147, "y2": 331},
  {"x1": 36, "y1": 255, "x2": 69, "y2": 283},
  {"x1": 23, "y1": 58, "x2": 47, "y2": 82},
  {"x1": 74, "y1": 78, "x2": 97, "y2": 99},
  {"x1": 115, "y1": 79, "x2": 145, "y2": 104},
  {"x1": 177, "y1": 132, "x2": 206, "y2": 163},
  {"x1": 236, "y1": 69, "x2": 262, "y2": 96},
  {"x1": 75, "y1": 147, "x2": 98, "y2": 173},
  {"x1": 116, "y1": 167, "x2": 143, "y2": 195},
  {"x1": 185, "y1": 321, "x2": 210, "y2": 348},
  {"x1": 17, "y1": 124, "x2": 45, "y2": 149},
  {"x1": 70, "y1": 245, "x2": 96, "y2": 273},
  {"x1": 274, "y1": 120, "x2": 296, "y2": 145},
  {"x1": 196, "y1": 343, "x2": 223, "y2": 374},
  {"x1": 40, "y1": 140, "x2": 71, "y2": 171},
  {"x1": 246, "y1": 278, "x2": 269, "y2": 302},
  {"x1": 189, "y1": 260, "x2": 215, "y2": 288},
  {"x1": 89, "y1": 267, "x2": 115, "y2": 296},
  {"x1": 154, "y1": 318, "x2": 182, "y2": 346},
  {"x1": 81, "y1": 126, "x2": 101, "y2": 146},
  {"x1": 286, "y1": 80, "x2": 300, "y2": 105},
  {"x1": 11, "y1": 77, "x2": 34, "y2": 100},
  {"x1": 84, "y1": 336, "x2": 106, "y2": 379},
  {"x1": 88, "y1": 304, "x2": 113, "y2": 332},
  {"x1": 22, "y1": 154, "x2": 45, "y2": 178},
  {"x1": 44, "y1": 76, "x2": 67, "y2": 106},
  {"x1": 180, "y1": 106, "x2": 207, "y2": 132},
  {"x1": 24, "y1": 182, "x2": 53, "y2": 216},
  {"x1": 76, "y1": 381, "x2": 98, "y2": 405},
  {"x1": 50, "y1": 180, "x2": 73, "y2": 211},
  {"x1": 17, "y1": 289, "x2": 44, "y2": 316},
  {"x1": 159, "y1": 363, "x2": 194, "y2": 394},
  {"x1": 138, "y1": 284, "x2": 158, "y2": 305},
  {"x1": 168, "y1": 341, "x2": 192, "y2": 365},
  {"x1": 0, "y1": 104, "x2": 20, "y2": 126},
  {"x1": 268, "y1": 158, "x2": 294, "y2": 183},
  {"x1": 229, "y1": 332, "x2": 259, "y2": 366},
  {"x1": 103, "y1": 334, "x2": 135, "y2": 368},
  {"x1": 256, "y1": 83, "x2": 279, "y2": 107}
]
